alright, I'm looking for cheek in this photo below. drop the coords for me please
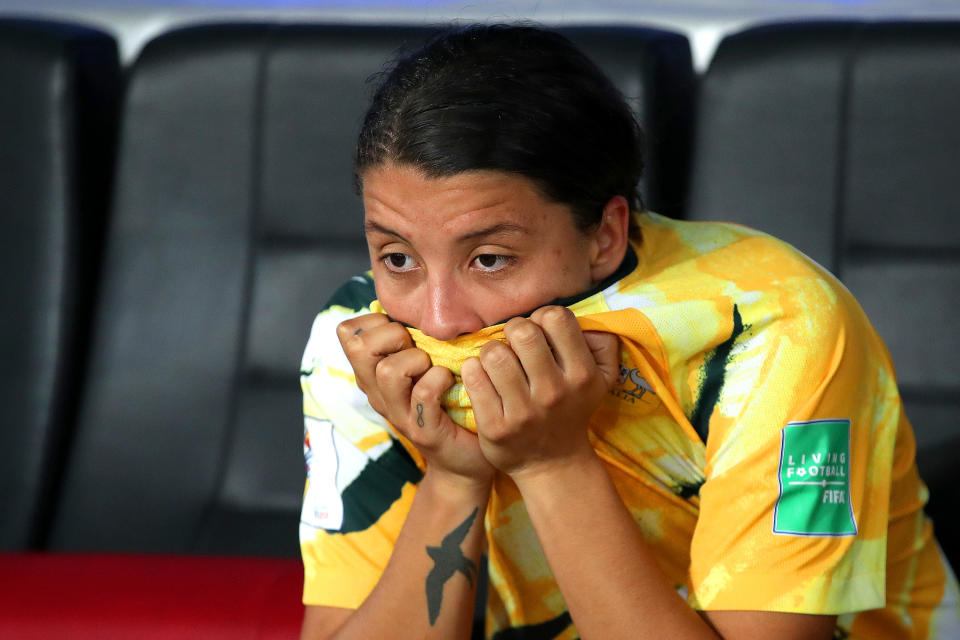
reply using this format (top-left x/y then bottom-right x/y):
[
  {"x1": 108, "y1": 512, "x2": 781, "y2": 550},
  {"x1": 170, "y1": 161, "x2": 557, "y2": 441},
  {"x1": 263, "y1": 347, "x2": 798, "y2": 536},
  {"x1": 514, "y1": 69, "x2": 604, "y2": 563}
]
[
  {"x1": 533, "y1": 247, "x2": 594, "y2": 294},
  {"x1": 474, "y1": 282, "x2": 562, "y2": 323},
  {"x1": 372, "y1": 282, "x2": 417, "y2": 325}
]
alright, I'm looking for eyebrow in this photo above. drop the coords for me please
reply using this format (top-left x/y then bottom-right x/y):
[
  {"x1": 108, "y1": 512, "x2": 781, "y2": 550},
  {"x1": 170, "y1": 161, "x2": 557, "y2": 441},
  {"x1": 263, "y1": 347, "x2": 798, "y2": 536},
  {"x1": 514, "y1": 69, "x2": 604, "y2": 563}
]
[
  {"x1": 455, "y1": 223, "x2": 528, "y2": 242},
  {"x1": 364, "y1": 220, "x2": 529, "y2": 242},
  {"x1": 364, "y1": 220, "x2": 406, "y2": 240}
]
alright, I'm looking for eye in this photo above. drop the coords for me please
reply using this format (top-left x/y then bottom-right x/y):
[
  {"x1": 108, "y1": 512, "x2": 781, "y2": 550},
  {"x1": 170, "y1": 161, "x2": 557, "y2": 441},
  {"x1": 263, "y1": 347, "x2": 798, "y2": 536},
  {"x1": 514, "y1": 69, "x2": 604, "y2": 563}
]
[
  {"x1": 383, "y1": 253, "x2": 417, "y2": 272},
  {"x1": 471, "y1": 254, "x2": 512, "y2": 272}
]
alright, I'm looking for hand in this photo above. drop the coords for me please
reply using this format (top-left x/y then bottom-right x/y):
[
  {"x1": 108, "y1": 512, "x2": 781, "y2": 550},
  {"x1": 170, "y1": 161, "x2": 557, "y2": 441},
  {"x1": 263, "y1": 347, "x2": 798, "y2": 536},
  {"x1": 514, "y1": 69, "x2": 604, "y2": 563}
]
[
  {"x1": 460, "y1": 306, "x2": 620, "y2": 481},
  {"x1": 337, "y1": 314, "x2": 495, "y2": 490}
]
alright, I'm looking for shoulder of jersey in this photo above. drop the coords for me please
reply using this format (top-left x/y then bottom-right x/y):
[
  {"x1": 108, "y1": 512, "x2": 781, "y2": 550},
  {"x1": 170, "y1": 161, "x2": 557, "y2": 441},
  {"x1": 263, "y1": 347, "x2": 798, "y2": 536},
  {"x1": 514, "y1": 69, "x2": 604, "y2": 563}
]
[
  {"x1": 300, "y1": 273, "x2": 377, "y2": 376},
  {"x1": 323, "y1": 273, "x2": 377, "y2": 314}
]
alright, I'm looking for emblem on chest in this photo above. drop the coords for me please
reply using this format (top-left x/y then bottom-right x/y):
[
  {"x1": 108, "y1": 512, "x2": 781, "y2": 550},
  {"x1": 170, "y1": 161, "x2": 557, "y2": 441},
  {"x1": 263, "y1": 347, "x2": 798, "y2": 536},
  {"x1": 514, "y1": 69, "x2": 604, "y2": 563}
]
[{"x1": 610, "y1": 363, "x2": 661, "y2": 412}]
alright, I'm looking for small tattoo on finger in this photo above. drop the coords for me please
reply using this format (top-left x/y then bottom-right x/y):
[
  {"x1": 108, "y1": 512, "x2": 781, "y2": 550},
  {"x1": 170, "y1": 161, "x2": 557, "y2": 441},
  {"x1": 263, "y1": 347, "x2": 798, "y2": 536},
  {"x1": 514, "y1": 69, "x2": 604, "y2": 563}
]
[
  {"x1": 416, "y1": 403, "x2": 425, "y2": 427},
  {"x1": 354, "y1": 327, "x2": 364, "y2": 335}
]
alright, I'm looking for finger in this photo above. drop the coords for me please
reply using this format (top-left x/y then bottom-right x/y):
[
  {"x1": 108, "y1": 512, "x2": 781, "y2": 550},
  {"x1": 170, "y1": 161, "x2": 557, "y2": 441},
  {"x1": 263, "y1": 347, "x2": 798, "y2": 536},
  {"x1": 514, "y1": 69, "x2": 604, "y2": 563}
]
[
  {"x1": 376, "y1": 347, "x2": 432, "y2": 425},
  {"x1": 583, "y1": 331, "x2": 621, "y2": 388},
  {"x1": 461, "y1": 356, "x2": 504, "y2": 435},
  {"x1": 477, "y1": 340, "x2": 531, "y2": 421},
  {"x1": 336, "y1": 313, "x2": 390, "y2": 346},
  {"x1": 339, "y1": 318, "x2": 414, "y2": 387},
  {"x1": 339, "y1": 317, "x2": 413, "y2": 358},
  {"x1": 503, "y1": 317, "x2": 562, "y2": 385},
  {"x1": 529, "y1": 306, "x2": 594, "y2": 374},
  {"x1": 410, "y1": 366, "x2": 456, "y2": 433}
]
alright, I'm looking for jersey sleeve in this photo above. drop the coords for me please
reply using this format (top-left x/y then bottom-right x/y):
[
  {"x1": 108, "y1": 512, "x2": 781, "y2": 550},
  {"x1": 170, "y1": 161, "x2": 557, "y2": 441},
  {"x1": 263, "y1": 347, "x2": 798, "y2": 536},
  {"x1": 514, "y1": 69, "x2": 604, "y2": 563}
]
[
  {"x1": 299, "y1": 278, "x2": 424, "y2": 608},
  {"x1": 687, "y1": 266, "x2": 902, "y2": 615}
]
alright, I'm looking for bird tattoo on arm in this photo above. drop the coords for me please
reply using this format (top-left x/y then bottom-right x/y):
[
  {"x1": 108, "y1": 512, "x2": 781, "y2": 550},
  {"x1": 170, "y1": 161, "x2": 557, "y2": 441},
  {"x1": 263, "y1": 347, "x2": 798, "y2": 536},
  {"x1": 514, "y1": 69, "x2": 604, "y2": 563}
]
[{"x1": 425, "y1": 506, "x2": 480, "y2": 625}]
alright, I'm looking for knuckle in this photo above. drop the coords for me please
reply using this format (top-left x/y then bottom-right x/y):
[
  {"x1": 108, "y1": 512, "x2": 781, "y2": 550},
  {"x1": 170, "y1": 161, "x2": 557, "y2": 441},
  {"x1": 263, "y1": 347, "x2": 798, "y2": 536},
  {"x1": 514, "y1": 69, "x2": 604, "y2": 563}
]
[
  {"x1": 410, "y1": 381, "x2": 435, "y2": 405},
  {"x1": 479, "y1": 341, "x2": 512, "y2": 368},
  {"x1": 337, "y1": 325, "x2": 359, "y2": 351},
  {"x1": 541, "y1": 305, "x2": 574, "y2": 327},
  {"x1": 567, "y1": 368, "x2": 593, "y2": 390},
  {"x1": 405, "y1": 350, "x2": 432, "y2": 380},
  {"x1": 424, "y1": 364, "x2": 453, "y2": 388},
  {"x1": 339, "y1": 317, "x2": 412, "y2": 357},
  {"x1": 413, "y1": 348, "x2": 433, "y2": 369},
  {"x1": 483, "y1": 420, "x2": 511, "y2": 444},
  {"x1": 345, "y1": 332, "x2": 367, "y2": 356},
  {"x1": 343, "y1": 331, "x2": 374, "y2": 360},
  {"x1": 539, "y1": 384, "x2": 565, "y2": 407},
  {"x1": 335, "y1": 320, "x2": 353, "y2": 342},
  {"x1": 337, "y1": 313, "x2": 385, "y2": 339},
  {"x1": 385, "y1": 322, "x2": 413, "y2": 347},
  {"x1": 460, "y1": 358, "x2": 484, "y2": 386},
  {"x1": 375, "y1": 354, "x2": 400, "y2": 380},
  {"x1": 505, "y1": 320, "x2": 541, "y2": 348}
]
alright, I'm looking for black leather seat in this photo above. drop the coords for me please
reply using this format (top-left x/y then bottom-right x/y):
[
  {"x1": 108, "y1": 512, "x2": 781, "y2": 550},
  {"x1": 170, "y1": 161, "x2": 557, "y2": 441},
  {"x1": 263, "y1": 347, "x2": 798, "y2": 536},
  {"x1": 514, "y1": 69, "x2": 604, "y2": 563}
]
[
  {"x1": 45, "y1": 23, "x2": 695, "y2": 556},
  {"x1": 559, "y1": 26, "x2": 695, "y2": 218},
  {"x1": 686, "y1": 21, "x2": 960, "y2": 564},
  {"x1": 45, "y1": 24, "x2": 405, "y2": 556},
  {"x1": 0, "y1": 19, "x2": 119, "y2": 550}
]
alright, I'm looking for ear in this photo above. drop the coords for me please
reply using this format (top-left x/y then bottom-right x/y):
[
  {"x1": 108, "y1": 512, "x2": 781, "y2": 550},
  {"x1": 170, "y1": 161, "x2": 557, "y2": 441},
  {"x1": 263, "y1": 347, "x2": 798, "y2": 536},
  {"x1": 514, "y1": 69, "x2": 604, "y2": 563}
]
[{"x1": 588, "y1": 195, "x2": 631, "y2": 283}]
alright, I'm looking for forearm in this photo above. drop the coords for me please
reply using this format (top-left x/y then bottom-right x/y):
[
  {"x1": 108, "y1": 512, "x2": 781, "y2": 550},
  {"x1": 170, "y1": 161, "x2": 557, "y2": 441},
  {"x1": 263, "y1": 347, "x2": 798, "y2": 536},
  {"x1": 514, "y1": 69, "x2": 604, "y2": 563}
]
[
  {"x1": 325, "y1": 469, "x2": 489, "y2": 640},
  {"x1": 514, "y1": 454, "x2": 718, "y2": 640}
]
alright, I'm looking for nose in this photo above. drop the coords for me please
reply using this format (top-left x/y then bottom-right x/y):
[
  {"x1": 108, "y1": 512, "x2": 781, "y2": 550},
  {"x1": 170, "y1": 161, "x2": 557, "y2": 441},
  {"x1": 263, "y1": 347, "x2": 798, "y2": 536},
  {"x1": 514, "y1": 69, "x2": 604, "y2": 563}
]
[{"x1": 418, "y1": 275, "x2": 484, "y2": 341}]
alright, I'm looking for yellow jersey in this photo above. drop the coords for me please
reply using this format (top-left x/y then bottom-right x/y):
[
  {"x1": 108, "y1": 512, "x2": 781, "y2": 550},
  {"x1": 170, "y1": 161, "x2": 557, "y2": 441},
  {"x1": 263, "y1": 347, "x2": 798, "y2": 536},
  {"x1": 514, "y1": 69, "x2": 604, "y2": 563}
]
[{"x1": 299, "y1": 212, "x2": 959, "y2": 638}]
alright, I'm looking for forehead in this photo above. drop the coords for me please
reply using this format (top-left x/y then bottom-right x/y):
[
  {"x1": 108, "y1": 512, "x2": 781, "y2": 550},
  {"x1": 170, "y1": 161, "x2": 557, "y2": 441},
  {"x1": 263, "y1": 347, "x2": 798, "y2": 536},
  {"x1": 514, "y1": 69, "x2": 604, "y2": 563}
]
[{"x1": 360, "y1": 164, "x2": 575, "y2": 236}]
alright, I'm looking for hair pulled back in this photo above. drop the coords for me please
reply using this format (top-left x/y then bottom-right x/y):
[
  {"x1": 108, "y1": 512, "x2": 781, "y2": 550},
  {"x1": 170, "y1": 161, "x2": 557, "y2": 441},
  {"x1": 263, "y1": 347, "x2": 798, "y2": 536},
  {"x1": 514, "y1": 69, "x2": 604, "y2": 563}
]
[{"x1": 355, "y1": 24, "x2": 645, "y2": 230}]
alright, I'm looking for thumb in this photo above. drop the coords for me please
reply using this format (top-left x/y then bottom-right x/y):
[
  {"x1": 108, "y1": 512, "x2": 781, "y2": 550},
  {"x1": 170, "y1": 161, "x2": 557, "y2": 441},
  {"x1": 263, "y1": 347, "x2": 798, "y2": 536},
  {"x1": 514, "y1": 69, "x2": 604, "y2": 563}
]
[{"x1": 583, "y1": 331, "x2": 620, "y2": 388}]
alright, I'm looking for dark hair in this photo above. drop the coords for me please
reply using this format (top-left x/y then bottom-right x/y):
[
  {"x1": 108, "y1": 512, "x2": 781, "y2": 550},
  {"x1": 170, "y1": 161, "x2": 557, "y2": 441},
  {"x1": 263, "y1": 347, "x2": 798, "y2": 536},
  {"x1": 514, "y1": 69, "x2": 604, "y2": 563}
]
[{"x1": 354, "y1": 24, "x2": 645, "y2": 231}]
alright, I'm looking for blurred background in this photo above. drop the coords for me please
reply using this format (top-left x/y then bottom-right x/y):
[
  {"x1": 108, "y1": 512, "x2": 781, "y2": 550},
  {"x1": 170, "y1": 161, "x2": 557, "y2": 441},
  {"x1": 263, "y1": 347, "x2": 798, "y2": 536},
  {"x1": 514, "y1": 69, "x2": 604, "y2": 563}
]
[{"x1": 5, "y1": 0, "x2": 960, "y2": 67}]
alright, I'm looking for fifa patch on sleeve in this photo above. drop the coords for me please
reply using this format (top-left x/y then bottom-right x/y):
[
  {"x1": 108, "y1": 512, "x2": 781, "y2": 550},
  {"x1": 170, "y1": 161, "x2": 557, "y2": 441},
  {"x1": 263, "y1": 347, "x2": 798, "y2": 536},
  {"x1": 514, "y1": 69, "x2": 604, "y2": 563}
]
[
  {"x1": 774, "y1": 419, "x2": 857, "y2": 536},
  {"x1": 302, "y1": 417, "x2": 345, "y2": 531}
]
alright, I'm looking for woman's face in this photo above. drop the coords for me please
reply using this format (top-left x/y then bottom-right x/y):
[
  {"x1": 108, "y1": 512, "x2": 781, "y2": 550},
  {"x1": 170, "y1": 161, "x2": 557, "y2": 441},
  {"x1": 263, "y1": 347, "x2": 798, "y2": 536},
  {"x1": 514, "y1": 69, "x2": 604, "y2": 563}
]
[{"x1": 362, "y1": 163, "x2": 625, "y2": 340}]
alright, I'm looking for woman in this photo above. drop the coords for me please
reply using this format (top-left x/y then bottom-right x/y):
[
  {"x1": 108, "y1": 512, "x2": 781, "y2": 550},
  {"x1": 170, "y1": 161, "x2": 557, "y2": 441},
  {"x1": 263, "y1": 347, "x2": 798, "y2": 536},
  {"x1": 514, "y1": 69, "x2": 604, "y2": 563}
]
[{"x1": 298, "y1": 25, "x2": 958, "y2": 639}]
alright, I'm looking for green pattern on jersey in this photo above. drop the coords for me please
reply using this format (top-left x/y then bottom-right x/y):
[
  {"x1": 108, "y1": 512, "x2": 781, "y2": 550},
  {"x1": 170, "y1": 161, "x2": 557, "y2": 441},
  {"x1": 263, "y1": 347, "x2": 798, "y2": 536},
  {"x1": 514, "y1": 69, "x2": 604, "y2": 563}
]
[{"x1": 338, "y1": 439, "x2": 422, "y2": 534}]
